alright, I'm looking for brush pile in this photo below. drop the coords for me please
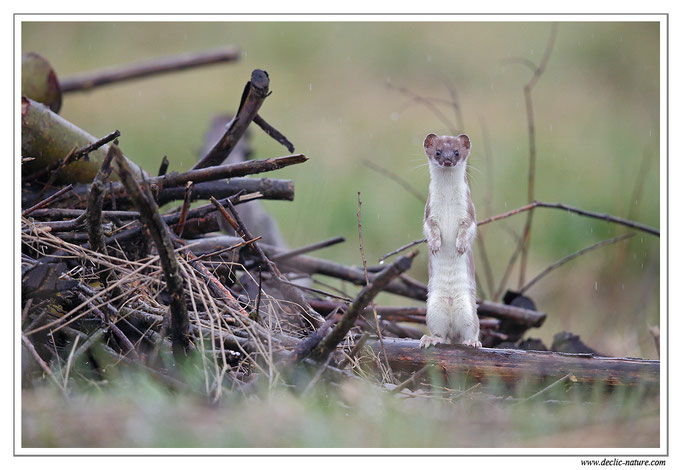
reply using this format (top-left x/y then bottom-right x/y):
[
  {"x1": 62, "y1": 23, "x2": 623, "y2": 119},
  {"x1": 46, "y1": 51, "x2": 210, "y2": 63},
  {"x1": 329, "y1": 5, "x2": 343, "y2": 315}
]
[{"x1": 21, "y1": 49, "x2": 658, "y2": 401}]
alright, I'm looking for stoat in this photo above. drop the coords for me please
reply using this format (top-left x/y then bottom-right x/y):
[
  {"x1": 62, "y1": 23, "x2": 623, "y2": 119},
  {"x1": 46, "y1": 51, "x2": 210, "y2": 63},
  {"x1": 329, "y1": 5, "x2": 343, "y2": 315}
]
[{"x1": 419, "y1": 133, "x2": 481, "y2": 349}]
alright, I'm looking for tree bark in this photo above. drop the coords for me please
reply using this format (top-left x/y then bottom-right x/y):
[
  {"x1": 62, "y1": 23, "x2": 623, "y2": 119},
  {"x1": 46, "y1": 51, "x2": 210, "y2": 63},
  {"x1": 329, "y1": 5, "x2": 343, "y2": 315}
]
[{"x1": 366, "y1": 338, "x2": 659, "y2": 389}]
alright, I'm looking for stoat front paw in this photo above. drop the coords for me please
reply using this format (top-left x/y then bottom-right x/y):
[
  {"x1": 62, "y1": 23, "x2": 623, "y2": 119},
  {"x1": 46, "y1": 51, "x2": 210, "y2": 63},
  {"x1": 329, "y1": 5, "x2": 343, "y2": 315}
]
[
  {"x1": 429, "y1": 238, "x2": 441, "y2": 255},
  {"x1": 455, "y1": 239, "x2": 467, "y2": 256},
  {"x1": 462, "y1": 339, "x2": 482, "y2": 349},
  {"x1": 420, "y1": 335, "x2": 445, "y2": 349}
]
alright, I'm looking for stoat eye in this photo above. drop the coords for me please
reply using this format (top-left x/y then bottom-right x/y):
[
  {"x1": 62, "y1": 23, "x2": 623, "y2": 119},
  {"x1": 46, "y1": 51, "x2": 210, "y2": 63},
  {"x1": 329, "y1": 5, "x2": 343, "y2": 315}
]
[
  {"x1": 435, "y1": 150, "x2": 441, "y2": 156},
  {"x1": 454, "y1": 150, "x2": 460, "y2": 157}
]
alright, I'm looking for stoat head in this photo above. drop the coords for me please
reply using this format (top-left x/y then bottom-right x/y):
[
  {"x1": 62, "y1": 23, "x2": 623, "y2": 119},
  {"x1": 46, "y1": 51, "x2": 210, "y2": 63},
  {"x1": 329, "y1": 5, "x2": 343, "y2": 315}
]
[{"x1": 424, "y1": 133, "x2": 471, "y2": 168}]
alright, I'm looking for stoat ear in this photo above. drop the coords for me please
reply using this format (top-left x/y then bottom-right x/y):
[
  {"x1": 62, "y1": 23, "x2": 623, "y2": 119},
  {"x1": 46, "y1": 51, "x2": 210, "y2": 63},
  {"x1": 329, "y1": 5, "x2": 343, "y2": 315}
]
[
  {"x1": 424, "y1": 133, "x2": 438, "y2": 150},
  {"x1": 458, "y1": 134, "x2": 471, "y2": 150}
]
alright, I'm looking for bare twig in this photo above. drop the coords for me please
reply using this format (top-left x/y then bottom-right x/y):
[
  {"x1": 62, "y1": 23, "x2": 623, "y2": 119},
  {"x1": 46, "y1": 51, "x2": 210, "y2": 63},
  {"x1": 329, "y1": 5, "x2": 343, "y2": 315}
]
[
  {"x1": 310, "y1": 251, "x2": 417, "y2": 363},
  {"x1": 386, "y1": 81, "x2": 458, "y2": 134},
  {"x1": 519, "y1": 232, "x2": 636, "y2": 294},
  {"x1": 380, "y1": 197, "x2": 658, "y2": 264},
  {"x1": 362, "y1": 160, "x2": 427, "y2": 203},
  {"x1": 86, "y1": 145, "x2": 116, "y2": 255},
  {"x1": 60, "y1": 46, "x2": 241, "y2": 93},
  {"x1": 22, "y1": 335, "x2": 66, "y2": 394},
  {"x1": 117, "y1": 154, "x2": 306, "y2": 195},
  {"x1": 253, "y1": 114, "x2": 295, "y2": 153},
  {"x1": 477, "y1": 200, "x2": 659, "y2": 236},
  {"x1": 157, "y1": 155, "x2": 170, "y2": 177},
  {"x1": 389, "y1": 364, "x2": 434, "y2": 395},
  {"x1": 337, "y1": 331, "x2": 371, "y2": 369},
  {"x1": 378, "y1": 238, "x2": 427, "y2": 263},
  {"x1": 476, "y1": 231, "x2": 496, "y2": 300},
  {"x1": 516, "y1": 373, "x2": 574, "y2": 404},
  {"x1": 513, "y1": 23, "x2": 559, "y2": 288},
  {"x1": 112, "y1": 144, "x2": 190, "y2": 358},
  {"x1": 194, "y1": 69, "x2": 270, "y2": 169},
  {"x1": 23, "y1": 130, "x2": 121, "y2": 184},
  {"x1": 357, "y1": 192, "x2": 393, "y2": 379},
  {"x1": 22, "y1": 184, "x2": 73, "y2": 217},
  {"x1": 211, "y1": 196, "x2": 325, "y2": 329},
  {"x1": 174, "y1": 181, "x2": 194, "y2": 237}
]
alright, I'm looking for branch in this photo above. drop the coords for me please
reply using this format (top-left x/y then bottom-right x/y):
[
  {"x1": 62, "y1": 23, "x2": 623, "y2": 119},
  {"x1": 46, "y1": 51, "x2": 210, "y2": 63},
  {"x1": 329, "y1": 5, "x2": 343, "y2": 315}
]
[
  {"x1": 517, "y1": 23, "x2": 559, "y2": 287},
  {"x1": 310, "y1": 251, "x2": 418, "y2": 362},
  {"x1": 22, "y1": 184, "x2": 73, "y2": 217},
  {"x1": 112, "y1": 144, "x2": 190, "y2": 359},
  {"x1": 211, "y1": 197, "x2": 325, "y2": 329},
  {"x1": 59, "y1": 46, "x2": 241, "y2": 93},
  {"x1": 519, "y1": 232, "x2": 636, "y2": 294},
  {"x1": 362, "y1": 159, "x2": 427, "y2": 203},
  {"x1": 193, "y1": 69, "x2": 270, "y2": 169},
  {"x1": 86, "y1": 146, "x2": 116, "y2": 255},
  {"x1": 380, "y1": 198, "x2": 659, "y2": 263},
  {"x1": 477, "y1": 200, "x2": 660, "y2": 236},
  {"x1": 253, "y1": 114, "x2": 295, "y2": 153},
  {"x1": 23, "y1": 130, "x2": 120, "y2": 184},
  {"x1": 75, "y1": 156, "x2": 303, "y2": 208}
]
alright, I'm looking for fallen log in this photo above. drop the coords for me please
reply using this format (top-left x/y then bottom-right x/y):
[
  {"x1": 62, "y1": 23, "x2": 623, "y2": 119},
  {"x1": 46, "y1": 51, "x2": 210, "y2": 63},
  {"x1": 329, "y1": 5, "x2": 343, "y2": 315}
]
[
  {"x1": 21, "y1": 97, "x2": 148, "y2": 183},
  {"x1": 366, "y1": 338, "x2": 659, "y2": 390}
]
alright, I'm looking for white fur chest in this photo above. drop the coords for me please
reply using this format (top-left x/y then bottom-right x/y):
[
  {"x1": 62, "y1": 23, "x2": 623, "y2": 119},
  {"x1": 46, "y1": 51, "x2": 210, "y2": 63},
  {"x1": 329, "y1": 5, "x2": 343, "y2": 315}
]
[{"x1": 427, "y1": 164, "x2": 470, "y2": 250}]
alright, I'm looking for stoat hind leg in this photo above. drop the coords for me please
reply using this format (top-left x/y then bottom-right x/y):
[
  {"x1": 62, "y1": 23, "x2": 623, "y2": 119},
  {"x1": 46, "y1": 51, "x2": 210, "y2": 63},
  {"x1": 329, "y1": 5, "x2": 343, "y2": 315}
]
[{"x1": 462, "y1": 338, "x2": 482, "y2": 348}]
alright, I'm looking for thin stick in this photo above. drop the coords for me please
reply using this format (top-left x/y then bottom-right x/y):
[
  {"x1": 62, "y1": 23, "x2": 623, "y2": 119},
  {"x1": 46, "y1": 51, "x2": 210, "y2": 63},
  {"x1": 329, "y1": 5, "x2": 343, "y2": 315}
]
[
  {"x1": 193, "y1": 236, "x2": 261, "y2": 262},
  {"x1": 113, "y1": 145, "x2": 190, "y2": 358},
  {"x1": 519, "y1": 232, "x2": 636, "y2": 294},
  {"x1": 212, "y1": 196, "x2": 324, "y2": 328},
  {"x1": 253, "y1": 114, "x2": 295, "y2": 153},
  {"x1": 174, "y1": 181, "x2": 194, "y2": 237},
  {"x1": 157, "y1": 155, "x2": 170, "y2": 177},
  {"x1": 310, "y1": 251, "x2": 417, "y2": 363},
  {"x1": 381, "y1": 197, "x2": 659, "y2": 264},
  {"x1": 378, "y1": 238, "x2": 427, "y2": 263},
  {"x1": 60, "y1": 46, "x2": 241, "y2": 93},
  {"x1": 62, "y1": 335, "x2": 80, "y2": 389},
  {"x1": 476, "y1": 231, "x2": 496, "y2": 300},
  {"x1": 516, "y1": 373, "x2": 573, "y2": 404},
  {"x1": 193, "y1": 69, "x2": 269, "y2": 169},
  {"x1": 147, "y1": 154, "x2": 306, "y2": 190},
  {"x1": 357, "y1": 192, "x2": 393, "y2": 378},
  {"x1": 337, "y1": 332, "x2": 371, "y2": 369},
  {"x1": 86, "y1": 145, "x2": 116, "y2": 255},
  {"x1": 26, "y1": 208, "x2": 140, "y2": 220},
  {"x1": 478, "y1": 200, "x2": 659, "y2": 236},
  {"x1": 22, "y1": 184, "x2": 73, "y2": 216},
  {"x1": 516, "y1": 23, "x2": 559, "y2": 288},
  {"x1": 441, "y1": 77, "x2": 465, "y2": 132},
  {"x1": 23, "y1": 130, "x2": 121, "y2": 183},
  {"x1": 389, "y1": 364, "x2": 434, "y2": 395},
  {"x1": 386, "y1": 81, "x2": 457, "y2": 134},
  {"x1": 22, "y1": 335, "x2": 66, "y2": 394},
  {"x1": 362, "y1": 160, "x2": 427, "y2": 203}
]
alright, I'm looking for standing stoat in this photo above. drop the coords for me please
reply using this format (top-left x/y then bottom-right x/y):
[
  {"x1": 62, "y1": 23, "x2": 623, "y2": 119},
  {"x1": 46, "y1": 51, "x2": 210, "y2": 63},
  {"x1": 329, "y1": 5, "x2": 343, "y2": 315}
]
[{"x1": 420, "y1": 133, "x2": 481, "y2": 349}]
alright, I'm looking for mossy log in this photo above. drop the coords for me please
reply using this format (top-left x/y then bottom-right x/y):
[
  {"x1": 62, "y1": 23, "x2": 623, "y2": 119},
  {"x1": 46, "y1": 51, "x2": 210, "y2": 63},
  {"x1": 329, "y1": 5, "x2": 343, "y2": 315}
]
[{"x1": 21, "y1": 97, "x2": 148, "y2": 183}]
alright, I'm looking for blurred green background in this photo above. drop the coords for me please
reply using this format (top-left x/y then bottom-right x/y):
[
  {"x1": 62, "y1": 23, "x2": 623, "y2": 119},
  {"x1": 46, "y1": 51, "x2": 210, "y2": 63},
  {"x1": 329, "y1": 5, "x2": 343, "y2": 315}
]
[{"x1": 22, "y1": 21, "x2": 660, "y2": 358}]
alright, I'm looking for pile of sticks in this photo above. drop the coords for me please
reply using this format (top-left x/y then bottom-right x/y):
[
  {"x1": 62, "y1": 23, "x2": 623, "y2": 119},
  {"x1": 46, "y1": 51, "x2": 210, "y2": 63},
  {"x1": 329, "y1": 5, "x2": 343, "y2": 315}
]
[{"x1": 21, "y1": 49, "x2": 659, "y2": 401}]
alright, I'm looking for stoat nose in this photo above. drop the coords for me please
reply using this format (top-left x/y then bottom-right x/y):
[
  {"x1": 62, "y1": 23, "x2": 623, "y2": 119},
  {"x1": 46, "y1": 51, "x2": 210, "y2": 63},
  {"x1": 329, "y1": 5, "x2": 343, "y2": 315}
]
[{"x1": 443, "y1": 159, "x2": 454, "y2": 167}]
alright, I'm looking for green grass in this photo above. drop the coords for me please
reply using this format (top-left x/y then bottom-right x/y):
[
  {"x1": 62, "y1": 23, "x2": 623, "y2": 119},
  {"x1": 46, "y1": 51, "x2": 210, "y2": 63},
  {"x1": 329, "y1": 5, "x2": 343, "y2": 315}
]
[{"x1": 22, "y1": 367, "x2": 659, "y2": 448}]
